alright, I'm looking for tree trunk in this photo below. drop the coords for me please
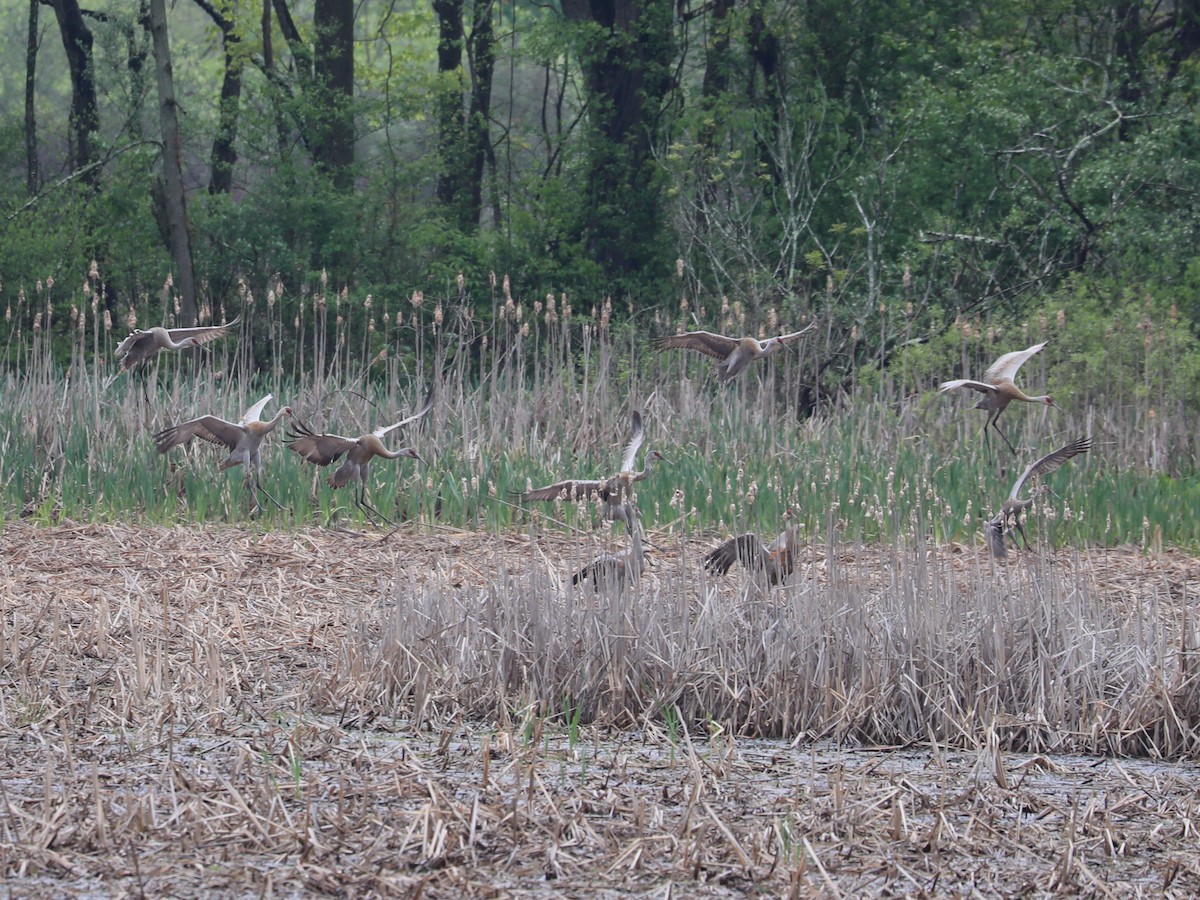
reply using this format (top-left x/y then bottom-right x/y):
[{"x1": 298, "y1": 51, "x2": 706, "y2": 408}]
[
  {"x1": 25, "y1": 0, "x2": 39, "y2": 195},
  {"x1": 313, "y1": 0, "x2": 354, "y2": 188},
  {"x1": 149, "y1": 0, "x2": 199, "y2": 326},
  {"x1": 434, "y1": 0, "x2": 467, "y2": 221},
  {"x1": 262, "y1": 0, "x2": 291, "y2": 162},
  {"x1": 194, "y1": 0, "x2": 244, "y2": 194},
  {"x1": 467, "y1": 0, "x2": 496, "y2": 228},
  {"x1": 48, "y1": 0, "x2": 99, "y2": 187},
  {"x1": 560, "y1": 0, "x2": 676, "y2": 280}
]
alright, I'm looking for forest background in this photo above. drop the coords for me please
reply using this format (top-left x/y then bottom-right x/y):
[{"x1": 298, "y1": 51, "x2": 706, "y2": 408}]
[{"x1": 2, "y1": 0, "x2": 1200, "y2": 476}]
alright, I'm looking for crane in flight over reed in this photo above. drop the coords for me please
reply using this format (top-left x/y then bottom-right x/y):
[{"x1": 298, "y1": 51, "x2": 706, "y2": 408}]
[
  {"x1": 652, "y1": 322, "x2": 816, "y2": 382},
  {"x1": 114, "y1": 318, "x2": 240, "y2": 372},
  {"x1": 154, "y1": 393, "x2": 293, "y2": 511},
  {"x1": 939, "y1": 341, "x2": 1055, "y2": 454},
  {"x1": 704, "y1": 513, "x2": 801, "y2": 585},
  {"x1": 985, "y1": 435, "x2": 1092, "y2": 559},
  {"x1": 286, "y1": 386, "x2": 434, "y2": 527},
  {"x1": 516, "y1": 410, "x2": 666, "y2": 525},
  {"x1": 572, "y1": 503, "x2": 645, "y2": 592}
]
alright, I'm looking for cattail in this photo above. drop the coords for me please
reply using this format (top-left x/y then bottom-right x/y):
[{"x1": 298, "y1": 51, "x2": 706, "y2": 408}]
[
  {"x1": 89, "y1": 259, "x2": 99, "y2": 280},
  {"x1": 489, "y1": 270, "x2": 497, "y2": 289},
  {"x1": 902, "y1": 262, "x2": 912, "y2": 291},
  {"x1": 434, "y1": 304, "x2": 443, "y2": 327},
  {"x1": 411, "y1": 290, "x2": 424, "y2": 307},
  {"x1": 502, "y1": 274, "x2": 511, "y2": 302},
  {"x1": 364, "y1": 293, "x2": 372, "y2": 310},
  {"x1": 457, "y1": 271, "x2": 465, "y2": 296},
  {"x1": 127, "y1": 309, "x2": 137, "y2": 330}
]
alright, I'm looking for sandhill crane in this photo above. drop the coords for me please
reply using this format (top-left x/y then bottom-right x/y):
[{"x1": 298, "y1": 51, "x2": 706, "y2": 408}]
[
  {"x1": 517, "y1": 410, "x2": 666, "y2": 525},
  {"x1": 704, "y1": 515, "x2": 801, "y2": 585},
  {"x1": 572, "y1": 503, "x2": 645, "y2": 591},
  {"x1": 939, "y1": 341, "x2": 1056, "y2": 454},
  {"x1": 652, "y1": 323, "x2": 816, "y2": 382},
  {"x1": 986, "y1": 436, "x2": 1092, "y2": 559},
  {"x1": 154, "y1": 394, "x2": 293, "y2": 511},
  {"x1": 115, "y1": 319, "x2": 240, "y2": 372},
  {"x1": 286, "y1": 387, "x2": 433, "y2": 526}
]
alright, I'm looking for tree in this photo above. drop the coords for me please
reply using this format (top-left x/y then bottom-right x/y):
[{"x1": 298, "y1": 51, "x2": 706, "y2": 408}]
[
  {"x1": 193, "y1": 0, "x2": 245, "y2": 195},
  {"x1": 149, "y1": 0, "x2": 199, "y2": 325},
  {"x1": 313, "y1": 0, "x2": 354, "y2": 188},
  {"x1": 46, "y1": 0, "x2": 99, "y2": 187},
  {"x1": 433, "y1": 0, "x2": 497, "y2": 231},
  {"x1": 25, "y1": 0, "x2": 39, "y2": 195},
  {"x1": 561, "y1": 0, "x2": 677, "y2": 284}
]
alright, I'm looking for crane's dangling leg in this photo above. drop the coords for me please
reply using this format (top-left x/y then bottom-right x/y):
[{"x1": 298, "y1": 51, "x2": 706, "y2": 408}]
[
  {"x1": 356, "y1": 482, "x2": 395, "y2": 528},
  {"x1": 1011, "y1": 513, "x2": 1032, "y2": 550},
  {"x1": 250, "y1": 469, "x2": 285, "y2": 511},
  {"x1": 987, "y1": 410, "x2": 1018, "y2": 455}
]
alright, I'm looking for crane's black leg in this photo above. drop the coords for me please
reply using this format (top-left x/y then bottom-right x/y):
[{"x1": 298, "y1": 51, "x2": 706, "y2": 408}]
[
  {"x1": 989, "y1": 412, "x2": 1018, "y2": 454},
  {"x1": 251, "y1": 471, "x2": 285, "y2": 511},
  {"x1": 356, "y1": 483, "x2": 395, "y2": 527},
  {"x1": 1012, "y1": 515, "x2": 1032, "y2": 551}
]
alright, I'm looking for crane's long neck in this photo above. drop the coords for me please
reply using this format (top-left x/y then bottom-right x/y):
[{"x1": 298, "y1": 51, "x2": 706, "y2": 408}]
[
  {"x1": 261, "y1": 409, "x2": 289, "y2": 433},
  {"x1": 634, "y1": 456, "x2": 656, "y2": 481},
  {"x1": 1014, "y1": 389, "x2": 1050, "y2": 403}
]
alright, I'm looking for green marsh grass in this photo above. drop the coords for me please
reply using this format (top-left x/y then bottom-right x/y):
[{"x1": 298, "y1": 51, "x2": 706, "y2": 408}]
[{"x1": 1, "y1": 272, "x2": 1197, "y2": 550}]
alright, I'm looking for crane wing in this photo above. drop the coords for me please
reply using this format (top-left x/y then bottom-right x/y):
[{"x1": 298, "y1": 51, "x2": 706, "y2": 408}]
[
  {"x1": 114, "y1": 330, "x2": 151, "y2": 359},
  {"x1": 165, "y1": 319, "x2": 239, "y2": 346},
  {"x1": 522, "y1": 479, "x2": 609, "y2": 502},
  {"x1": 285, "y1": 419, "x2": 357, "y2": 466},
  {"x1": 1007, "y1": 436, "x2": 1092, "y2": 501},
  {"x1": 704, "y1": 533, "x2": 768, "y2": 576},
  {"x1": 238, "y1": 394, "x2": 273, "y2": 425},
  {"x1": 983, "y1": 341, "x2": 1047, "y2": 384},
  {"x1": 374, "y1": 382, "x2": 436, "y2": 439},
  {"x1": 938, "y1": 378, "x2": 997, "y2": 395},
  {"x1": 154, "y1": 415, "x2": 242, "y2": 454},
  {"x1": 652, "y1": 331, "x2": 739, "y2": 361},
  {"x1": 772, "y1": 322, "x2": 817, "y2": 345},
  {"x1": 620, "y1": 410, "x2": 645, "y2": 472}
]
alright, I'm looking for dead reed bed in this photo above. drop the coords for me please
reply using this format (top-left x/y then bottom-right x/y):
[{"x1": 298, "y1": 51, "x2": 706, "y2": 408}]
[{"x1": 2, "y1": 520, "x2": 1199, "y2": 895}]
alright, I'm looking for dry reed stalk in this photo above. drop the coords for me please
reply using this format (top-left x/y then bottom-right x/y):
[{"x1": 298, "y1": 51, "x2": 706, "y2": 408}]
[{"x1": 0, "y1": 520, "x2": 1199, "y2": 893}]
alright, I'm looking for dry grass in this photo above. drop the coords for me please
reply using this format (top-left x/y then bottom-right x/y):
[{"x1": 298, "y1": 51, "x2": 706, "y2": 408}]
[{"x1": 2, "y1": 520, "x2": 1199, "y2": 896}]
